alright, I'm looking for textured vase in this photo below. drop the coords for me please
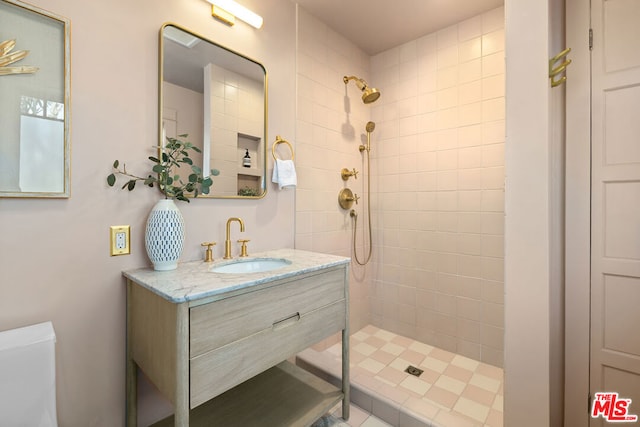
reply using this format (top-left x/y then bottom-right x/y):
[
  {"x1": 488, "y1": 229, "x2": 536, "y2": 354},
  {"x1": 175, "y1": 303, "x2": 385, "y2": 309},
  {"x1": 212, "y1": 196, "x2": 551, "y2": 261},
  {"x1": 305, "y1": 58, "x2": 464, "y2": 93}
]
[{"x1": 145, "y1": 199, "x2": 185, "y2": 271}]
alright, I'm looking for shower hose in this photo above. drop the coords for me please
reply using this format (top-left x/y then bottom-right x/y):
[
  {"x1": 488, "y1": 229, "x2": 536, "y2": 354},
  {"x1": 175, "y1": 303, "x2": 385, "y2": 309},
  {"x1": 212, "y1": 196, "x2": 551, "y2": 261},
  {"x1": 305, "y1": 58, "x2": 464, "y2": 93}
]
[{"x1": 351, "y1": 146, "x2": 373, "y2": 266}]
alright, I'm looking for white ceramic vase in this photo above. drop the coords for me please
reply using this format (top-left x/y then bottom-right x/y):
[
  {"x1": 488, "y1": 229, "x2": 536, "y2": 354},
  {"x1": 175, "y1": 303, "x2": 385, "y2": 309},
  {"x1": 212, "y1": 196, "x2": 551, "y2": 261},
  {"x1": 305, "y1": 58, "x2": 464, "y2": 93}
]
[{"x1": 145, "y1": 199, "x2": 185, "y2": 271}]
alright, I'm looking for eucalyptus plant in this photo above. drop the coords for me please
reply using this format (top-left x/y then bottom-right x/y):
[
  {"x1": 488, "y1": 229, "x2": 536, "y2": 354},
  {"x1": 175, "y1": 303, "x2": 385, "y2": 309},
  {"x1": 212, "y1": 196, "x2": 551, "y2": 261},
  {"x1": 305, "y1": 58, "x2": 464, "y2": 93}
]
[{"x1": 107, "y1": 134, "x2": 219, "y2": 202}]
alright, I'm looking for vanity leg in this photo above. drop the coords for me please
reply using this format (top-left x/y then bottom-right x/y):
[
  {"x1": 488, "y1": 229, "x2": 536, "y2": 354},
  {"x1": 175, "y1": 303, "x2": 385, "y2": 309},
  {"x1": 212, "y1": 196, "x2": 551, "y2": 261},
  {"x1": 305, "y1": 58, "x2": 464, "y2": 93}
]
[
  {"x1": 342, "y1": 326, "x2": 350, "y2": 421},
  {"x1": 342, "y1": 267, "x2": 350, "y2": 421},
  {"x1": 174, "y1": 303, "x2": 190, "y2": 427},
  {"x1": 126, "y1": 283, "x2": 137, "y2": 427},
  {"x1": 126, "y1": 359, "x2": 137, "y2": 426}
]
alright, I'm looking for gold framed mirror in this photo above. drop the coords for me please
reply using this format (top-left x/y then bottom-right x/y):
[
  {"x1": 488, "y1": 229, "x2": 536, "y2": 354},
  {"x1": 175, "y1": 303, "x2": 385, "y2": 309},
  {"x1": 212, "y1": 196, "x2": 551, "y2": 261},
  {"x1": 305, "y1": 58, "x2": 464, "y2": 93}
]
[
  {"x1": 160, "y1": 23, "x2": 267, "y2": 199},
  {"x1": 0, "y1": 0, "x2": 71, "y2": 198}
]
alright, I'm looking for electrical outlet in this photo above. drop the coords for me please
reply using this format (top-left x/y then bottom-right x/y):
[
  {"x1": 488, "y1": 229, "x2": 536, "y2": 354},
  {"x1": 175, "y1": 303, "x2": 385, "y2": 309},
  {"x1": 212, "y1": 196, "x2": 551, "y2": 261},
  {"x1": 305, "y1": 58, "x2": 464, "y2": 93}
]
[{"x1": 110, "y1": 225, "x2": 130, "y2": 256}]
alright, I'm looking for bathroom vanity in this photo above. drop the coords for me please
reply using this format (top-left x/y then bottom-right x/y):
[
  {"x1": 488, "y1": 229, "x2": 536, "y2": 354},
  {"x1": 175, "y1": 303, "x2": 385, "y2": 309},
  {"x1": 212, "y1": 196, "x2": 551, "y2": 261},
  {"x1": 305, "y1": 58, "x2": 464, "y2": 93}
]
[{"x1": 124, "y1": 248, "x2": 350, "y2": 427}]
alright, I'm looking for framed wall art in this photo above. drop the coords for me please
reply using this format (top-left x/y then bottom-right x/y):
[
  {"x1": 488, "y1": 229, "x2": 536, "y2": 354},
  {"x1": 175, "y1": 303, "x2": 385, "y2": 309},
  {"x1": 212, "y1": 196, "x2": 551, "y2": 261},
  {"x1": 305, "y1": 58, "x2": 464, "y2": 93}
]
[{"x1": 0, "y1": 0, "x2": 70, "y2": 198}]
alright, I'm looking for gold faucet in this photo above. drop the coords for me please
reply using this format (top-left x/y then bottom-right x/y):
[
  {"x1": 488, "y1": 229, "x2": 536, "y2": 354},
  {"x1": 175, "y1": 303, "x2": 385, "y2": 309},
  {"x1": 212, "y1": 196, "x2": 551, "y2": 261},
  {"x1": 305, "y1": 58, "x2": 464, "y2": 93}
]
[{"x1": 224, "y1": 217, "x2": 245, "y2": 259}]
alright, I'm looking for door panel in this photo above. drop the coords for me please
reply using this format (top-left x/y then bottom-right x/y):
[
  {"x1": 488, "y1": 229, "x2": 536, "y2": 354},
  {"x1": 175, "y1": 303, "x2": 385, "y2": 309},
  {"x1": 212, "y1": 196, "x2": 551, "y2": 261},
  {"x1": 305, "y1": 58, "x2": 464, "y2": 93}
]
[
  {"x1": 603, "y1": 0, "x2": 640, "y2": 72},
  {"x1": 603, "y1": 275, "x2": 640, "y2": 356},
  {"x1": 591, "y1": 0, "x2": 640, "y2": 425},
  {"x1": 603, "y1": 86, "x2": 640, "y2": 165}
]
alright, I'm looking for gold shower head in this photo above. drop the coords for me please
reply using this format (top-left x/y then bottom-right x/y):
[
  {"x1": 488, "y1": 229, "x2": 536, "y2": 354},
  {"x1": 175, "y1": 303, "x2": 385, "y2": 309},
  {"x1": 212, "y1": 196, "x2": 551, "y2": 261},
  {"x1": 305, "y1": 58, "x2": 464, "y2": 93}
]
[{"x1": 343, "y1": 75, "x2": 381, "y2": 104}]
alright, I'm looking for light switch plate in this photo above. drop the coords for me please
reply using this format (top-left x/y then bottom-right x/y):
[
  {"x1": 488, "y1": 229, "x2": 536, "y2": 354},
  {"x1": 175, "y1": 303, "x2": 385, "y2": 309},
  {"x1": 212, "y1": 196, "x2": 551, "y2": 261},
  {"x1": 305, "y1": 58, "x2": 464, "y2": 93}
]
[{"x1": 110, "y1": 225, "x2": 130, "y2": 256}]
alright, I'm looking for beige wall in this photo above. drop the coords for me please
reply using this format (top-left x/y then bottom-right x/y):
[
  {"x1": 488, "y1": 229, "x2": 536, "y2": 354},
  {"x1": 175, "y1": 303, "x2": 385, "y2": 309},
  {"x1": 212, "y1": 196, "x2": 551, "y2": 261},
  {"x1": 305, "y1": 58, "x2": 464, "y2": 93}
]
[
  {"x1": 163, "y1": 81, "x2": 204, "y2": 183},
  {"x1": 504, "y1": 0, "x2": 562, "y2": 425},
  {"x1": 0, "y1": 0, "x2": 296, "y2": 425}
]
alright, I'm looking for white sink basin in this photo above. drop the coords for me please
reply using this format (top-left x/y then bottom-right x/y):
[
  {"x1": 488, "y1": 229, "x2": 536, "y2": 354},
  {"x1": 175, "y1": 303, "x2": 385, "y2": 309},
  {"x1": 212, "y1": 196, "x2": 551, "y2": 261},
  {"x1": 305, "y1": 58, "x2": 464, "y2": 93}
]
[{"x1": 210, "y1": 258, "x2": 292, "y2": 274}]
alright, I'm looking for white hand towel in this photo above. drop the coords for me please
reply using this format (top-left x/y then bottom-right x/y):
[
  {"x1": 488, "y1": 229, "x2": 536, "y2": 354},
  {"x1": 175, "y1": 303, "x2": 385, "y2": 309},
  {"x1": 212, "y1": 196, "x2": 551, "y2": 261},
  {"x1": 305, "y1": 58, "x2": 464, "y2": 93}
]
[{"x1": 272, "y1": 159, "x2": 297, "y2": 190}]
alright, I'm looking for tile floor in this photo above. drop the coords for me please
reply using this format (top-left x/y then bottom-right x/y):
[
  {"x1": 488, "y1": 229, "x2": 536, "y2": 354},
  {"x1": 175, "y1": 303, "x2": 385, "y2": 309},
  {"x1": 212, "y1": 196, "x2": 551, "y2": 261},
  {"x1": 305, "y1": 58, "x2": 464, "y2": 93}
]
[{"x1": 298, "y1": 325, "x2": 503, "y2": 427}]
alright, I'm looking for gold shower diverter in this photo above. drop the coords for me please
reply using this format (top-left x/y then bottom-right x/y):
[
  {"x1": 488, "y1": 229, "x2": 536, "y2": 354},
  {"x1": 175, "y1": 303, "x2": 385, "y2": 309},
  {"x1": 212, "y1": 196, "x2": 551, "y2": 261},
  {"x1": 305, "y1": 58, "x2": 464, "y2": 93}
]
[{"x1": 338, "y1": 188, "x2": 359, "y2": 209}]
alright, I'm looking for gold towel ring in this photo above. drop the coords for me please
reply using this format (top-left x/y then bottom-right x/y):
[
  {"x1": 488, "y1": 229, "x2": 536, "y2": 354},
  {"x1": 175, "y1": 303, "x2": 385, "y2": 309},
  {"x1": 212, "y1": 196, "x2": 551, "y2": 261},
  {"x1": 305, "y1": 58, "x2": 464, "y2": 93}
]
[{"x1": 272, "y1": 135, "x2": 295, "y2": 161}]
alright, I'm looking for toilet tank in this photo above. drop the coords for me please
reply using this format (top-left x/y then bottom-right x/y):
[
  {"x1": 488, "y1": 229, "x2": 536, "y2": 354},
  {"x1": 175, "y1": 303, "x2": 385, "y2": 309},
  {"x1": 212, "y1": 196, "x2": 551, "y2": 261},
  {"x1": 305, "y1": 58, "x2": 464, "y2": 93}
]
[{"x1": 0, "y1": 321, "x2": 58, "y2": 427}]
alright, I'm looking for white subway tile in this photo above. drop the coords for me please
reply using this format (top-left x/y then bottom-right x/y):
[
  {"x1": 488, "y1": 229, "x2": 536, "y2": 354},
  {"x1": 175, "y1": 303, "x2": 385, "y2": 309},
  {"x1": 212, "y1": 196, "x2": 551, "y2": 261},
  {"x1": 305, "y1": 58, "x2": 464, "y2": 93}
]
[
  {"x1": 482, "y1": 29, "x2": 505, "y2": 56},
  {"x1": 458, "y1": 15, "x2": 483, "y2": 41},
  {"x1": 459, "y1": 37, "x2": 482, "y2": 63},
  {"x1": 437, "y1": 24, "x2": 459, "y2": 49},
  {"x1": 482, "y1": 7, "x2": 505, "y2": 34}
]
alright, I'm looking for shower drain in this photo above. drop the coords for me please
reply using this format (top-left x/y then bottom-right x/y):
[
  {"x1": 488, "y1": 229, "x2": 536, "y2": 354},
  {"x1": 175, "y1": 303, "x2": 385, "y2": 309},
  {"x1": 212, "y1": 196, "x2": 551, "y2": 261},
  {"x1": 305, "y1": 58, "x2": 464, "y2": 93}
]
[{"x1": 404, "y1": 365, "x2": 424, "y2": 377}]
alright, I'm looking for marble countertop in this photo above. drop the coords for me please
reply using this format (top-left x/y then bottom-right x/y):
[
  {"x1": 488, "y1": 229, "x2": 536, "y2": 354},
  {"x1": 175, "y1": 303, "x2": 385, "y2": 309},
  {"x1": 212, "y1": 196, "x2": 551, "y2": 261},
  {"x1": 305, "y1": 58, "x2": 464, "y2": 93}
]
[{"x1": 123, "y1": 248, "x2": 350, "y2": 303}]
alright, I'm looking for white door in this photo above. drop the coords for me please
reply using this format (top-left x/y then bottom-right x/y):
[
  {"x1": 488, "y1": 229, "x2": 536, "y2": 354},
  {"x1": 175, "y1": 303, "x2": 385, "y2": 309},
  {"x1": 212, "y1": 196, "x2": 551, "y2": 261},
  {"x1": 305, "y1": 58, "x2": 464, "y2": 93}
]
[{"x1": 590, "y1": 0, "x2": 640, "y2": 424}]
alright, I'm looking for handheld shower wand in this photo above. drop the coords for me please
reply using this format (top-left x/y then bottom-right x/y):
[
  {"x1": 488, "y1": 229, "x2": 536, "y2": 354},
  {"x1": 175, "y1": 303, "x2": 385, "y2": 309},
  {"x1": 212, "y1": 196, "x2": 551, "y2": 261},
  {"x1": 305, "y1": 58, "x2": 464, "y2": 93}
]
[
  {"x1": 352, "y1": 121, "x2": 376, "y2": 266},
  {"x1": 360, "y1": 121, "x2": 376, "y2": 153}
]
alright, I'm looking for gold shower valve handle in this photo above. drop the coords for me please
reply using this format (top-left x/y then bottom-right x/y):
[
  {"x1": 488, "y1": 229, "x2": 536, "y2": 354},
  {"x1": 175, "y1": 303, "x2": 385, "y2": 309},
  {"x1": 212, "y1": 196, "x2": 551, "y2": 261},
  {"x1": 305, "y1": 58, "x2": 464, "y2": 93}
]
[
  {"x1": 341, "y1": 168, "x2": 359, "y2": 181},
  {"x1": 338, "y1": 188, "x2": 359, "y2": 209}
]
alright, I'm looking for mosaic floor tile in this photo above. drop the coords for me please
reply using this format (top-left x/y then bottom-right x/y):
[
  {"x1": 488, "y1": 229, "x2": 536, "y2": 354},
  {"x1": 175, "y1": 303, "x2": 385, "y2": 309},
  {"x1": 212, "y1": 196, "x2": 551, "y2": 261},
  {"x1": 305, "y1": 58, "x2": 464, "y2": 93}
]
[{"x1": 298, "y1": 325, "x2": 503, "y2": 427}]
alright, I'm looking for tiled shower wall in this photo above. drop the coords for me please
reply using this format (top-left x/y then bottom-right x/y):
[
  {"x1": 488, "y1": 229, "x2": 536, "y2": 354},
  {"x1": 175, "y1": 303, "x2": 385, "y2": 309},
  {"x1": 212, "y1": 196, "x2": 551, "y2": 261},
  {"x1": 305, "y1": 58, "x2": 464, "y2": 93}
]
[
  {"x1": 295, "y1": 5, "x2": 505, "y2": 367},
  {"x1": 294, "y1": 6, "x2": 373, "y2": 335},
  {"x1": 369, "y1": 7, "x2": 505, "y2": 367}
]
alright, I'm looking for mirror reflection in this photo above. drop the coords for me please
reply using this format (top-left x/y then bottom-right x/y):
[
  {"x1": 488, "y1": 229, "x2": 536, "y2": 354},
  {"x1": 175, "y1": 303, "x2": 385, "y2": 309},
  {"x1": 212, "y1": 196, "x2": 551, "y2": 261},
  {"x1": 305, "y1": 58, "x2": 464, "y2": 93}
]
[
  {"x1": 0, "y1": 0, "x2": 70, "y2": 198},
  {"x1": 161, "y1": 24, "x2": 267, "y2": 198}
]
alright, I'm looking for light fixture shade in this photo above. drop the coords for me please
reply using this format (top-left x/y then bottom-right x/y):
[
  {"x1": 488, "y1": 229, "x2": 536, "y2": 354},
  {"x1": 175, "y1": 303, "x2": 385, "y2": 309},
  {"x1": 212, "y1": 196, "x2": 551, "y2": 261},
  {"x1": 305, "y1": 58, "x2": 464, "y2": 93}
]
[{"x1": 206, "y1": 0, "x2": 263, "y2": 29}]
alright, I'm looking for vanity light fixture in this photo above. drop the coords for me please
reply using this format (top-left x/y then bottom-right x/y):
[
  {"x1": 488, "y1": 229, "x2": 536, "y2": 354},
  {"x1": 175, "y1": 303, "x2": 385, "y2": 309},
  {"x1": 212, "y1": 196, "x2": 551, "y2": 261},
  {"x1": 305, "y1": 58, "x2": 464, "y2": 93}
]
[{"x1": 206, "y1": 0, "x2": 263, "y2": 29}]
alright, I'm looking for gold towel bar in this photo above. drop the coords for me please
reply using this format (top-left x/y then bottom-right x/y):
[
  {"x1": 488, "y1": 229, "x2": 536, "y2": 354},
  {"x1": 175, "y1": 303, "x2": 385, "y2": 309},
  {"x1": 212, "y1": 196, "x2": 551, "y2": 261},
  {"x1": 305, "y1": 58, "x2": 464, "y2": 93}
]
[{"x1": 272, "y1": 135, "x2": 294, "y2": 161}]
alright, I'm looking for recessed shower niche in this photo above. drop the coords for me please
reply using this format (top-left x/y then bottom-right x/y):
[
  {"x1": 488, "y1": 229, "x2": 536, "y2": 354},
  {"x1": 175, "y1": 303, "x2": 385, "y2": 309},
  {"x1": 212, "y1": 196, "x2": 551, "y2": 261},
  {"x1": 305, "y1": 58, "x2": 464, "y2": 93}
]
[{"x1": 236, "y1": 133, "x2": 262, "y2": 196}]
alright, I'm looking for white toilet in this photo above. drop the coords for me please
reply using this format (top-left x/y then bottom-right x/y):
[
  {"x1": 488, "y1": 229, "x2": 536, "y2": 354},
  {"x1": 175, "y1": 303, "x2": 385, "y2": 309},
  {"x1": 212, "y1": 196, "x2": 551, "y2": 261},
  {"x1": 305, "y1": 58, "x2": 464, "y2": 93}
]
[{"x1": 0, "y1": 321, "x2": 58, "y2": 427}]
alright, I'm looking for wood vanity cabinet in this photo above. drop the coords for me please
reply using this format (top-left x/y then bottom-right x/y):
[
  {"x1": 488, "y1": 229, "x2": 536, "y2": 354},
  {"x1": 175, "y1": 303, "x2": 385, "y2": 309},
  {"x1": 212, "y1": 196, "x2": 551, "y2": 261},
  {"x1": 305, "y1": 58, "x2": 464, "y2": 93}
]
[{"x1": 125, "y1": 261, "x2": 349, "y2": 427}]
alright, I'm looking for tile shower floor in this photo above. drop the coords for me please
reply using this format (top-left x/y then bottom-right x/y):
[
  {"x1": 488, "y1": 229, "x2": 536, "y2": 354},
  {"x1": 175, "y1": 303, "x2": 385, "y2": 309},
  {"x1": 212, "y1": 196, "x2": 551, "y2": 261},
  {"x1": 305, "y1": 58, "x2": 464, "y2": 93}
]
[{"x1": 298, "y1": 325, "x2": 503, "y2": 427}]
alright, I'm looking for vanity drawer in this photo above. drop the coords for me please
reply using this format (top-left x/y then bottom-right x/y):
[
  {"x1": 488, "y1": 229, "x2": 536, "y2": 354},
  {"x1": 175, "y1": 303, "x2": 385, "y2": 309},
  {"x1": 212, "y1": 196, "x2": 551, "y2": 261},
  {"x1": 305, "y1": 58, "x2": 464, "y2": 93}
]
[
  {"x1": 190, "y1": 299, "x2": 346, "y2": 408},
  {"x1": 190, "y1": 267, "x2": 345, "y2": 358}
]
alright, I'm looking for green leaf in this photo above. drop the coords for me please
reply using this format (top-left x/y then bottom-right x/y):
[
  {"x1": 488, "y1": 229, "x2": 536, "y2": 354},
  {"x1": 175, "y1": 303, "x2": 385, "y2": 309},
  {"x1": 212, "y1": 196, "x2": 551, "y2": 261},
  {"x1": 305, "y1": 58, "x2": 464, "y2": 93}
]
[
  {"x1": 105, "y1": 133, "x2": 215, "y2": 202},
  {"x1": 178, "y1": 133, "x2": 188, "y2": 138}
]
